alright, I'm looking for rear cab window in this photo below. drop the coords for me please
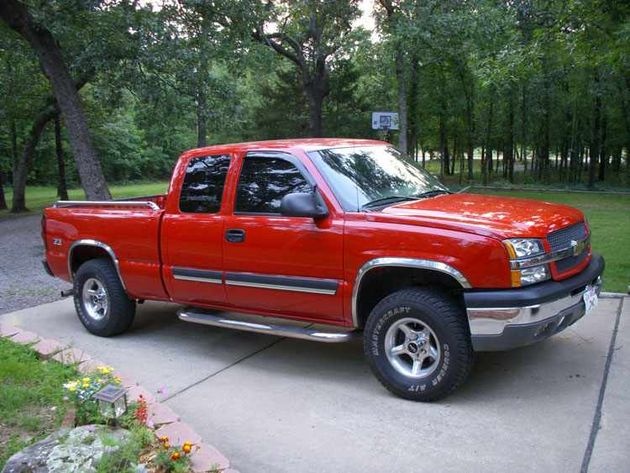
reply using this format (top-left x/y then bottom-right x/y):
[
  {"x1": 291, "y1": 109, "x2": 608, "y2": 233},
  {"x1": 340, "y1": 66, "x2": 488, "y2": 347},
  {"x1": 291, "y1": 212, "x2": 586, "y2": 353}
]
[{"x1": 179, "y1": 154, "x2": 231, "y2": 213}]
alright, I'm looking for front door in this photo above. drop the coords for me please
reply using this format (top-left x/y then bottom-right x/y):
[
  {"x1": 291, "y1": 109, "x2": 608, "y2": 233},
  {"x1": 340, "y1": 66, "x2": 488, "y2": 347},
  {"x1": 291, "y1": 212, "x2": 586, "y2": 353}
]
[
  {"x1": 162, "y1": 153, "x2": 231, "y2": 306},
  {"x1": 222, "y1": 152, "x2": 344, "y2": 323}
]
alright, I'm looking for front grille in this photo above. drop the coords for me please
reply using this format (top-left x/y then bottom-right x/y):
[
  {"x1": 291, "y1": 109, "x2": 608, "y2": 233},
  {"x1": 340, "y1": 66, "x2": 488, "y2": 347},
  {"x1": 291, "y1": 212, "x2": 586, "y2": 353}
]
[
  {"x1": 556, "y1": 250, "x2": 588, "y2": 272},
  {"x1": 547, "y1": 222, "x2": 588, "y2": 251},
  {"x1": 547, "y1": 222, "x2": 589, "y2": 275}
]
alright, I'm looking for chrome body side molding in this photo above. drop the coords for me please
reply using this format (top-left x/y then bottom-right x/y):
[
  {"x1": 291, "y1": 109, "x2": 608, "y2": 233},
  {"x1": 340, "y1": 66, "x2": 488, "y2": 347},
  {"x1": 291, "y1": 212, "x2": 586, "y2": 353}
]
[
  {"x1": 178, "y1": 308, "x2": 357, "y2": 343},
  {"x1": 173, "y1": 267, "x2": 223, "y2": 285},
  {"x1": 67, "y1": 239, "x2": 127, "y2": 290},
  {"x1": 352, "y1": 257, "x2": 471, "y2": 328},
  {"x1": 225, "y1": 272, "x2": 338, "y2": 295},
  {"x1": 54, "y1": 200, "x2": 160, "y2": 211}
]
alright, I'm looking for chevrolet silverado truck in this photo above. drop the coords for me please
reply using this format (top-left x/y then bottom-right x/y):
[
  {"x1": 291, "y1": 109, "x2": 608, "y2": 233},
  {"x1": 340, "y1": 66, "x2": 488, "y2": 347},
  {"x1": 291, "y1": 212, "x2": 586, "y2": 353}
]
[{"x1": 42, "y1": 139, "x2": 604, "y2": 401}]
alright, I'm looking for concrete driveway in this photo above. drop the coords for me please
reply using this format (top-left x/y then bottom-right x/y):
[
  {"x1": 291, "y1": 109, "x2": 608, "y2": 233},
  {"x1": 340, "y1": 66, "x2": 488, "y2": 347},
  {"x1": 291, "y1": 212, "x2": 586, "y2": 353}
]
[{"x1": 2, "y1": 296, "x2": 628, "y2": 473}]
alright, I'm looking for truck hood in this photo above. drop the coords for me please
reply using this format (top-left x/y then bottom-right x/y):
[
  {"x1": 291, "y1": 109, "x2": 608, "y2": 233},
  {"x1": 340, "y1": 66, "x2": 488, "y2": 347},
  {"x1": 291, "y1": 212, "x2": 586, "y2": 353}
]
[{"x1": 381, "y1": 193, "x2": 584, "y2": 239}]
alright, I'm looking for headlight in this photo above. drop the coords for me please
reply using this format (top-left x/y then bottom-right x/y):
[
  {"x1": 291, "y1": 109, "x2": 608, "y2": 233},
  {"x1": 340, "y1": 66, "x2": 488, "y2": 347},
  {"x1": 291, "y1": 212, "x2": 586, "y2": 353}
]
[
  {"x1": 503, "y1": 238, "x2": 545, "y2": 259},
  {"x1": 517, "y1": 265, "x2": 550, "y2": 286}
]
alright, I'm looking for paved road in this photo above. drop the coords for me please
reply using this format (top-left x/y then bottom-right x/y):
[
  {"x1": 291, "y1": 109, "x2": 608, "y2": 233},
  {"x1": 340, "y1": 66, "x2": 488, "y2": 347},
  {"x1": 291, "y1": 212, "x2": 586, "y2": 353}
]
[
  {"x1": 3, "y1": 296, "x2": 628, "y2": 473},
  {"x1": 0, "y1": 215, "x2": 66, "y2": 315}
]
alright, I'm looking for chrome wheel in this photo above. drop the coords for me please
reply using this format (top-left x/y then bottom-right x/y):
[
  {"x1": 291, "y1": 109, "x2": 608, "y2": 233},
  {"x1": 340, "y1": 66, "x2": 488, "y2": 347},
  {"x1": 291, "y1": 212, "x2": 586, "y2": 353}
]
[
  {"x1": 82, "y1": 278, "x2": 109, "y2": 321},
  {"x1": 384, "y1": 317, "x2": 441, "y2": 379}
]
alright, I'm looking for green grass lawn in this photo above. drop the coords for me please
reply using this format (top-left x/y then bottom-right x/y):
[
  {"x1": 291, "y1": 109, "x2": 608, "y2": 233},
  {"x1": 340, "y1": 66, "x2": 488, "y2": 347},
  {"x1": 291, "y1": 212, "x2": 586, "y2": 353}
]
[
  {"x1": 0, "y1": 182, "x2": 169, "y2": 219},
  {"x1": 474, "y1": 189, "x2": 630, "y2": 293},
  {"x1": 0, "y1": 338, "x2": 76, "y2": 467}
]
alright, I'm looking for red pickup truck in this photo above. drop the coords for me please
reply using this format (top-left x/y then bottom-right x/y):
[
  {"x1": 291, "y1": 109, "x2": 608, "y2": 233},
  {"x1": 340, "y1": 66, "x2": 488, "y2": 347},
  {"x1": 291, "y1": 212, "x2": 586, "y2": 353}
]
[{"x1": 42, "y1": 139, "x2": 604, "y2": 401}]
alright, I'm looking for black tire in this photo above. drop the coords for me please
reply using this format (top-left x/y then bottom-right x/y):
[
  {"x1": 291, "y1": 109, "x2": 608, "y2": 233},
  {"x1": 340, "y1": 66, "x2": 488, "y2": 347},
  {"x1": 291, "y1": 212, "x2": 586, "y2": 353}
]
[
  {"x1": 363, "y1": 287, "x2": 474, "y2": 402},
  {"x1": 73, "y1": 258, "x2": 136, "y2": 337}
]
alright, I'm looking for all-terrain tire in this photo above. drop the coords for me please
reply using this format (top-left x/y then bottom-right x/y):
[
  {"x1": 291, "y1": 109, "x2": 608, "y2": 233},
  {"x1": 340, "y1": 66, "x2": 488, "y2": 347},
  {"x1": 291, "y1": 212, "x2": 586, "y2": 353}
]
[
  {"x1": 363, "y1": 287, "x2": 474, "y2": 401},
  {"x1": 73, "y1": 258, "x2": 136, "y2": 337}
]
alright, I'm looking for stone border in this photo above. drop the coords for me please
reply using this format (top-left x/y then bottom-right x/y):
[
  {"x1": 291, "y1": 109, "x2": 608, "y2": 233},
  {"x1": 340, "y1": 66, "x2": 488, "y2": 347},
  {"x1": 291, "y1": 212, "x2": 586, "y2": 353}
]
[{"x1": 0, "y1": 322, "x2": 238, "y2": 473}]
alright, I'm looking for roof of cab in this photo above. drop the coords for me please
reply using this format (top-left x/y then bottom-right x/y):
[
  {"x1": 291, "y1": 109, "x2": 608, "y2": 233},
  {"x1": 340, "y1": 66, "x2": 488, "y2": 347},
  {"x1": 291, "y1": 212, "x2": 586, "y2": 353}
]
[{"x1": 181, "y1": 138, "x2": 387, "y2": 158}]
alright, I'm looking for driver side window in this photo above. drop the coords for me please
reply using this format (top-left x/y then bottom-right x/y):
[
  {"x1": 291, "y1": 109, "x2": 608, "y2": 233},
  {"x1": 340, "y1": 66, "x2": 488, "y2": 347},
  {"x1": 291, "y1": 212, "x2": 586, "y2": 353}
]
[{"x1": 235, "y1": 157, "x2": 311, "y2": 214}]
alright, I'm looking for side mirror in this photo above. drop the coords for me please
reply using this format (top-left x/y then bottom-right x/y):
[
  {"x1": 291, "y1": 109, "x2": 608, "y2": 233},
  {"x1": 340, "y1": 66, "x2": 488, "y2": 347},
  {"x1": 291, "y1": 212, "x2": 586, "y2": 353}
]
[{"x1": 280, "y1": 191, "x2": 328, "y2": 219}]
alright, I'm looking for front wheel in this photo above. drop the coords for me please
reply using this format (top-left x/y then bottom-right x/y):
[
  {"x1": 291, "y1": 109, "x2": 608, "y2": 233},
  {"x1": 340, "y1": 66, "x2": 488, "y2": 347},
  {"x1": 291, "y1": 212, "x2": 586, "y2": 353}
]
[
  {"x1": 73, "y1": 258, "x2": 136, "y2": 337},
  {"x1": 363, "y1": 287, "x2": 474, "y2": 401}
]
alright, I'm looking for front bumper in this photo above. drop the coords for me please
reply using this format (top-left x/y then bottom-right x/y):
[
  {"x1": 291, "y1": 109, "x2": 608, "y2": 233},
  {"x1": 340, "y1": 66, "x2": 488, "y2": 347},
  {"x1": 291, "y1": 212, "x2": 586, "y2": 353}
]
[{"x1": 464, "y1": 253, "x2": 605, "y2": 351}]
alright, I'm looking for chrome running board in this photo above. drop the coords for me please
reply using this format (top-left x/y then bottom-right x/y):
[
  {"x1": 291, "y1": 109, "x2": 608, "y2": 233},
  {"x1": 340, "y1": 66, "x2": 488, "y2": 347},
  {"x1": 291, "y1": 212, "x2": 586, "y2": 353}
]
[{"x1": 178, "y1": 308, "x2": 358, "y2": 343}]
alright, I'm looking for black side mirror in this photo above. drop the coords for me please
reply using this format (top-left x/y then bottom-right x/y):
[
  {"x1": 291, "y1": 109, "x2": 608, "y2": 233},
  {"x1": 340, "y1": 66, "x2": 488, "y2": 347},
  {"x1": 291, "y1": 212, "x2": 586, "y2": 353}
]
[{"x1": 280, "y1": 190, "x2": 328, "y2": 219}]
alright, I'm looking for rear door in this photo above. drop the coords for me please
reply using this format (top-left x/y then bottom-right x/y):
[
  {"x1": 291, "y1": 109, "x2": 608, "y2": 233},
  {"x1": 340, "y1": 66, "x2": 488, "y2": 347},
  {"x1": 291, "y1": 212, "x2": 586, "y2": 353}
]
[
  {"x1": 222, "y1": 151, "x2": 344, "y2": 323},
  {"x1": 162, "y1": 153, "x2": 231, "y2": 306}
]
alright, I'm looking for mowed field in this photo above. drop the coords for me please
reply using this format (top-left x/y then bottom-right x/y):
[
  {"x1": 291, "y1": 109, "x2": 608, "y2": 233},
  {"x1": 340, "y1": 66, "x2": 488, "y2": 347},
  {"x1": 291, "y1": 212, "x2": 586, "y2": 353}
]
[{"x1": 2, "y1": 184, "x2": 628, "y2": 292}]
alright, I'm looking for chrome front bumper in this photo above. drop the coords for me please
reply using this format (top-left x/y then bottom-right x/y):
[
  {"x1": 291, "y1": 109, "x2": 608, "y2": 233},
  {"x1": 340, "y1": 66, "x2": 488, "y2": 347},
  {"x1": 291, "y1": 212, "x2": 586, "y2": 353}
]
[{"x1": 464, "y1": 254, "x2": 604, "y2": 351}]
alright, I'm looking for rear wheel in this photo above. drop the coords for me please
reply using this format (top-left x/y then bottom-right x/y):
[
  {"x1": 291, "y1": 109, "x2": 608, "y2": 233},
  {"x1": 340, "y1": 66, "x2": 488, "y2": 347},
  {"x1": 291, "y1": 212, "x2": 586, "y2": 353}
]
[
  {"x1": 363, "y1": 287, "x2": 474, "y2": 401},
  {"x1": 73, "y1": 258, "x2": 136, "y2": 337}
]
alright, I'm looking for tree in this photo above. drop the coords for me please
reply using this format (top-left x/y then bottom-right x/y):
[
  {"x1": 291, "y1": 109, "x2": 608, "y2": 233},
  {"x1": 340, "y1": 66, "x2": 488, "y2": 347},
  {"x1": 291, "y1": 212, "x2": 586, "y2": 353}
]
[
  {"x1": 253, "y1": 0, "x2": 362, "y2": 137},
  {"x1": 0, "y1": 0, "x2": 111, "y2": 200}
]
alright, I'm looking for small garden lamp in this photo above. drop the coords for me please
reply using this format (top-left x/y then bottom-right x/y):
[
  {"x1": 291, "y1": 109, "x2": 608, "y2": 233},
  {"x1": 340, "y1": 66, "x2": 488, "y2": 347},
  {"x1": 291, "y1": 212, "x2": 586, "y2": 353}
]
[{"x1": 93, "y1": 384, "x2": 127, "y2": 421}]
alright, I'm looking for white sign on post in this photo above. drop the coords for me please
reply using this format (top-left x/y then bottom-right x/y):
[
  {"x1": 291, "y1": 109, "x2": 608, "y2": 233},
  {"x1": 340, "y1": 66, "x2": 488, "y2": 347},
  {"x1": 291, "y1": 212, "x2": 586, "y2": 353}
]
[{"x1": 371, "y1": 112, "x2": 399, "y2": 130}]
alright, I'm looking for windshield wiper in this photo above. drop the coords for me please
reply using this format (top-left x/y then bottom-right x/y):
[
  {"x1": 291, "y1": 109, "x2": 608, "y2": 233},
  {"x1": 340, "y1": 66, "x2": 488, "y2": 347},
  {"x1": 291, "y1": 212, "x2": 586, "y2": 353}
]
[
  {"x1": 361, "y1": 195, "x2": 417, "y2": 210},
  {"x1": 413, "y1": 189, "x2": 451, "y2": 199}
]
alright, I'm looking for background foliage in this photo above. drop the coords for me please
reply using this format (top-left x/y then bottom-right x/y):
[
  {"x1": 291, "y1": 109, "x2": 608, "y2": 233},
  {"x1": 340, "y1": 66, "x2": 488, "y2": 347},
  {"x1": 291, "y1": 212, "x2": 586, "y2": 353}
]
[{"x1": 0, "y1": 0, "x2": 628, "y2": 210}]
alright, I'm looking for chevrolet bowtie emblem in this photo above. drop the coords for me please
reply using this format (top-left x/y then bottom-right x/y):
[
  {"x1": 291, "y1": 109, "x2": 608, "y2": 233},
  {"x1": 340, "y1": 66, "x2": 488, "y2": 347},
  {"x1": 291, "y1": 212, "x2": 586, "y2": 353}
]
[{"x1": 571, "y1": 239, "x2": 586, "y2": 256}]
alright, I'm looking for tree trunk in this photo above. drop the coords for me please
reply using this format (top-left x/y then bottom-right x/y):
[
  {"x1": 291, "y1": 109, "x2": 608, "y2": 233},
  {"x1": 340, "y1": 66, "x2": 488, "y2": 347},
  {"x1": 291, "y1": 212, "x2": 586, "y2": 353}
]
[
  {"x1": 307, "y1": 88, "x2": 324, "y2": 137},
  {"x1": 196, "y1": 88, "x2": 208, "y2": 147},
  {"x1": 598, "y1": 114, "x2": 607, "y2": 181},
  {"x1": 538, "y1": 119, "x2": 550, "y2": 181},
  {"x1": 0, "y1": 120, "x2": 18, "y2": 211},
  {"x1": 589, "y1": 73, "x2": 602, "y2": 189},
  {"x1": 463, "y1": 83, "x2": 474, "y2": 181},
  {"x1": 0, "y1": 0, "x2": 111, "y2": 200},
  {"x1": 408, "y1": 55, "x2": 419, "y2": 159},
  {"x1": 395, "y1": 49, "x2": 408, "y2": 155},
  {"x1": 439, "y1": 113, "x2": 448, "y2": 178},
  {"x1": 521, "y1": 84, "x2": 528, "y2": 175},
  {"x1": 483, "y1": 95, "x2": 494, "y2": 186},
  {"x1": 54, "y1": 114, "x2": 69, "y2": 200},
  {"x1": 506, "y1": 91, "x2": 515, "y2": 183},
  {"x1": 12, "y1": 108, "x2": 57, "y2": 212},
  {"x1": 0, "y1": 171, "x2": 6, "y2": 211}
]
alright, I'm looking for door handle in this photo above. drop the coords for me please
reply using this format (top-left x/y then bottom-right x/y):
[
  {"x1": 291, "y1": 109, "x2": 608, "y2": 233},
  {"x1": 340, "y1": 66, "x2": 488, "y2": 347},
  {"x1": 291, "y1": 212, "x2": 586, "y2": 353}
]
[{"x1": 225, "y1": 228, "x2": 246, "y2": 243}]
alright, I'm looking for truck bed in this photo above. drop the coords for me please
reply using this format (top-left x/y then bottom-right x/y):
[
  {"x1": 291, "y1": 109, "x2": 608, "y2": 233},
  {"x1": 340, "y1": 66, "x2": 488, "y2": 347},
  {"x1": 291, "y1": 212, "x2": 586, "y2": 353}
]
[{"x1": 43, "y1": 195, "x2": 168, "y2": 301}]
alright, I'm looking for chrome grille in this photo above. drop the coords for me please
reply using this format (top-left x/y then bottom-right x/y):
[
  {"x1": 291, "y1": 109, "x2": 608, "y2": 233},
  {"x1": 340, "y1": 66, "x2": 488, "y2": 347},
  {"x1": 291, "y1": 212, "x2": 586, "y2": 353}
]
[
  {"x1": 547, "y1": 222, "x2": 588, "y2": 252},
  {"x1": 556, "y1": 251, "x2": 588, "y2": 272},
  {"x1": 547, "y1": 222, "x2": 589, "y2": 274}
]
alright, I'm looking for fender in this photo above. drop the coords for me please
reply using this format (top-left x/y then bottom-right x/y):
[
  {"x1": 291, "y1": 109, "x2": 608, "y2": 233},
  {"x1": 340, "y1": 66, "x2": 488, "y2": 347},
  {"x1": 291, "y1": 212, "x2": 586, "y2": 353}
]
[
  {"x1": 352, "y1": 257, "x2": 471, "y2": 328},
  {"x1": 67, "y1": 239, "x2": 127, "y2": 291}
]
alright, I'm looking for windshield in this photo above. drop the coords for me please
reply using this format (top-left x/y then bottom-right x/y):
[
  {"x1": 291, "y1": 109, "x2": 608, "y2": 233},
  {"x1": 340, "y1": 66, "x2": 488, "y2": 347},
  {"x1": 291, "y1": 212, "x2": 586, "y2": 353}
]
[{"x1": 308, "y1": 145, "x2": 449, "y2": 211}]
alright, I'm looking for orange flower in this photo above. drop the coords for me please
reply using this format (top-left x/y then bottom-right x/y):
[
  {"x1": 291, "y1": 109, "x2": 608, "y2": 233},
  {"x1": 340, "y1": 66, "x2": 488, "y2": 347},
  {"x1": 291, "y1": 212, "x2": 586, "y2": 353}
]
[
  {"x1": 182, "y1": 443, "x2": 192, "y2": 454},
  {"x1": 158, "y1": 436, "x2": 169, "y2": 443},
  {"x1": 171, "y1": 451, "x2": 181, "y2": 461}
]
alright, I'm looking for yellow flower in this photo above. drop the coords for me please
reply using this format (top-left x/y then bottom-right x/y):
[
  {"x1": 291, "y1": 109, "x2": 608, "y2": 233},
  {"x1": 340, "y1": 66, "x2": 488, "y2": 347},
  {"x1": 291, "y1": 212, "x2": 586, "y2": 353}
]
[
  {"x1": 97, "y1": 366, "x2": 113, "y2": 375},
  {"x1": 113, "y1": 376, "x2": 122, "y2": 384},
  {"x1": 82, "y1": 377, "x2": 91, "y2": 383},
  {"x1": 64, "y1": 381, "x2": 78, "y2": 392}
]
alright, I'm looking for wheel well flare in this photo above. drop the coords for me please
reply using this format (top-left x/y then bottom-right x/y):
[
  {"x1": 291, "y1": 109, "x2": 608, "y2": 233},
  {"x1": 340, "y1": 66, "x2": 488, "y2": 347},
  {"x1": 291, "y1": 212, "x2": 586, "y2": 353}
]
[{"x1": 352, "y1": 259, "x2": 470, "y2": 328}]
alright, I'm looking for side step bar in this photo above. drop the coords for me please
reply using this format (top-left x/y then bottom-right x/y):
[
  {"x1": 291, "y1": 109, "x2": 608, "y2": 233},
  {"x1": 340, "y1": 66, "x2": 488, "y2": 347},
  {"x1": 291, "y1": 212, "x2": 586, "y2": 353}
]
[{"x1": 178, "y1": 308, "x2": 359, "y2": 343}]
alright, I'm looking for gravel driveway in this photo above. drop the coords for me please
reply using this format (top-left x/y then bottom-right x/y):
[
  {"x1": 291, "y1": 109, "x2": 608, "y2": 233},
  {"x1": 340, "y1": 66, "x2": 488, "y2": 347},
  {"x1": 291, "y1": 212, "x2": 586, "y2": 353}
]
[{"x1": 0, "y1": 215, "x2": 67, "y2": 315}]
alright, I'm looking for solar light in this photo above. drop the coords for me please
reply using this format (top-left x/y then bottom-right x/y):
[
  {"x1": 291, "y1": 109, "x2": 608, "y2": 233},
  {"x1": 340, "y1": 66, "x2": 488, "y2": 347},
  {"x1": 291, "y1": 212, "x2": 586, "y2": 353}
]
[{"x1": 93, "y1": 384, "x2": 127, "y2": 421}]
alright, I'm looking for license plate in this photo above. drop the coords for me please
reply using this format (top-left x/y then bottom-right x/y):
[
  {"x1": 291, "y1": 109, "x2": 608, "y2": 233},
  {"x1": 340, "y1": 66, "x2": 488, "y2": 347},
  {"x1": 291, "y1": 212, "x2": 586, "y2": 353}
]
[{"x1": 583, "y1": 285, "x2": 599, "y2": 314}]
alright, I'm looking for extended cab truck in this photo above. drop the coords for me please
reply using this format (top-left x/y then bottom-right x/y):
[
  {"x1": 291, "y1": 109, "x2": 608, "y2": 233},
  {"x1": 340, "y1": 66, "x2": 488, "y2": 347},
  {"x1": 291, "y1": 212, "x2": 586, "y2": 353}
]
[{"x1": 42, "y1": 139, "x2": 604, "y2": 401}]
